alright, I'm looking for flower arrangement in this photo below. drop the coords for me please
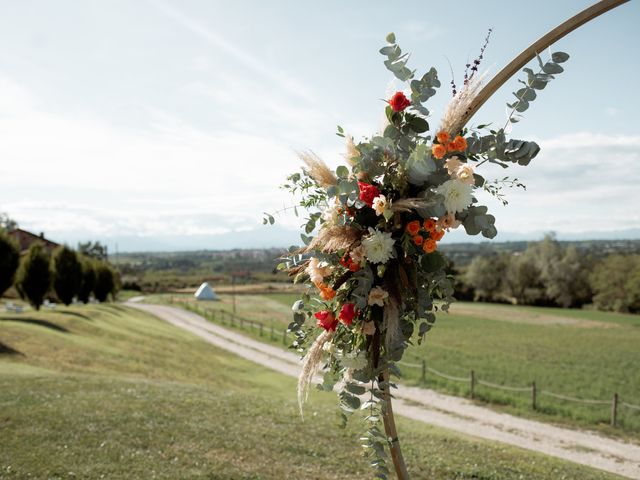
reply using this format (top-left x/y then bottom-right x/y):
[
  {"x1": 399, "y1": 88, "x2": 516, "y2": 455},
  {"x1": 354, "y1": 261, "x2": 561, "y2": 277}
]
[{"x1": 266, "y1": 31, "x2": 569, "y2": 478}]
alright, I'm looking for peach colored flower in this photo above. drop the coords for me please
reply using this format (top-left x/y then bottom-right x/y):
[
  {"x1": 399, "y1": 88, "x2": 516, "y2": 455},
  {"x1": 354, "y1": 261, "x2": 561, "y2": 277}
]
[
  {"x1": 368, "y1": 286, "x2": 388, "y2": 307},
  {"x1": 349, "y1": 245, "x2": 366, "y2": 266},
  {"x1": 372, "y1": 194, "x2": 388, "y2": 216},
  {"x1": 457, "y1": 164, "x2": 475, "y2": 185},
  {"x1": 413, "y1": 235, "x2": 424, "y2": 246},
  {"x1": 445, "y1": 156, "x2": 462, "y2": 176},
  {"x1": 362, "y1": 321, "x2": 376, "y2": 336},
  {"x1": 306, "y1": 257, "x2": 331, "y2": 284},
  {"x1": 436, "y1": 213, "x2": 461, "y2": 232}
]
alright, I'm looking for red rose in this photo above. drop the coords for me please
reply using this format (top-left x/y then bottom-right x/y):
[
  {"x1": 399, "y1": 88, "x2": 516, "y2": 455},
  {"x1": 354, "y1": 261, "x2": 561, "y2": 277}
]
[
  {"x1": 358, "y1": 181, "x2": 380, "y2": 207},
  {"x1": 338, "y1": 303, "x2": 356, "y2": 326},
  {"x1": 314, "y1": 310, "x2": 338, "y2": 331},
  {"x1": 389, "y1": 91, "x2": 411, "y2": 112}
]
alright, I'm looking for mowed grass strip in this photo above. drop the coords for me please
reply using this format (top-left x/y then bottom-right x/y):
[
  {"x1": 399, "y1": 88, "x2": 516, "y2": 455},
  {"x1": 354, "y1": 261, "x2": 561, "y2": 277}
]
[{"x1": 0, "y1": 305, "x2": 621, "y2": 479}]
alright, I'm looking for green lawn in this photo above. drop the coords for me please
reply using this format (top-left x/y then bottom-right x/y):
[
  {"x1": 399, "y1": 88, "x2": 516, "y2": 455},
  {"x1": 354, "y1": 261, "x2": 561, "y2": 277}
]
[
  {"x1": 154, "y1": 293, "x2": 640, "y2": 437},
  {"x1": 0, "y1": 304, "x2": 621, "y2": 479}
]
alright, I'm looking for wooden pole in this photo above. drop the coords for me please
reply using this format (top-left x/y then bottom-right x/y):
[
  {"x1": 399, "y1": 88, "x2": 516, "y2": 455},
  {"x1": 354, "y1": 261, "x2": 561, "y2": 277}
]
[
  {"x1": 421, "y1": 359, "x2": 426, "y2": 384},
  {"x1": 532, "y1": 381, "x2": 537, "y2": 411},
  {"x1": 459, "y1": 0, "x2": 630, "y2": 130},
  {"x1": 470, "y1": 370, "x2": 476, "y2": 400},
  {"x1": 380, "y1": 369, "x2": 410, "y2": 480},
  {"x1": 611, "y1": 392, "x2": 618, "y2": 427}
]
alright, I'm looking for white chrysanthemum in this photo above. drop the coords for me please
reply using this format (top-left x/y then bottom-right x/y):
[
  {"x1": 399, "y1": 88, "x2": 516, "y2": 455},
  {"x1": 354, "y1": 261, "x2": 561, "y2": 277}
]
[
  {"x1": 362, "y1": 228, "x2": 395, "y2": 264},
  {"x1": 436, "y1": 179, "x2": 473, "y2": 214},
  {"x1": 349, "y1": 244, "x2": 365, "y2": 266}
]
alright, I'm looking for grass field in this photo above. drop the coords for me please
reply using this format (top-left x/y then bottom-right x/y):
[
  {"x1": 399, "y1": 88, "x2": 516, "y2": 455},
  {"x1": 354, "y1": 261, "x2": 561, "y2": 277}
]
[
  {"x1": 0, "y1": 304, "x2": 622, "y2": 479},
  {"x1": 154, "y1": 292, "x2": 640, "y2": 437}
]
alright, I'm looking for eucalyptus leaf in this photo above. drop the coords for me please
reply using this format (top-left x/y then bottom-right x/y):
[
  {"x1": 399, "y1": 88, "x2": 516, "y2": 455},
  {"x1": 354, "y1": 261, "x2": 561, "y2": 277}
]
[{"x1": 551, "y1": 51, "x2": 570, "y2": 63}]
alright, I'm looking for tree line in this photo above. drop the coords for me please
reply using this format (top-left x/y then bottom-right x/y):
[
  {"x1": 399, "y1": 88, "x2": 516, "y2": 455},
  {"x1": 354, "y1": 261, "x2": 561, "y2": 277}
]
[
  {"x1": 0, "y1": 231, "x2": 119, "y2": 310},
  {"x1": 462, "y1": 235, "x2": 640, "y2": 313}
]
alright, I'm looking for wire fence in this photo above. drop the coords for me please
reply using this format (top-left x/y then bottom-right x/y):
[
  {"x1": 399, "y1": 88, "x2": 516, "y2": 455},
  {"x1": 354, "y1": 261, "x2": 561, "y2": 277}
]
[
  {"x1": 397, "y1": 359, "x2": 640, "y2": 428},
  {"x1": 172, "y1": 298, "x2": 640, "y2": 429}
]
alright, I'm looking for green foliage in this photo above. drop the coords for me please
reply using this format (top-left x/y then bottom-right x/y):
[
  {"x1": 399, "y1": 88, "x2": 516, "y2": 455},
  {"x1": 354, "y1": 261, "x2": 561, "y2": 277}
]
[
  {"x1": 77, "y1": 256, "x2": 96, "y2": 304},
  {"x1": 15, "y1": 243, "x2": 51, "y2": 310},
  {"x1": 466, "y1": 255, "x2": 508, "y2": 301},
  {"x1": 51, "y1": 245, "x2": 82, "y2": 306},
  {"x1": 93, "y1": 261, "x2": 117, "y2": 302},
  {"x1": 0, "y1": 212, "x2": 18, "y2": 231},
  {"x1": 465, "y1": 236, "x2": 596, "y2": 308},
  {"x1": 507, "y1": 51, "x2": 570, "y2": 124},
  {"x1": 0, "y1": 231, "x2": 20, "y2": 296},
  {"x1": 590, "y1": 255, "x2": 640, "y2": 313},
  {"x1": 78, "y1": 240, "x2": 108, "y2": 260}
]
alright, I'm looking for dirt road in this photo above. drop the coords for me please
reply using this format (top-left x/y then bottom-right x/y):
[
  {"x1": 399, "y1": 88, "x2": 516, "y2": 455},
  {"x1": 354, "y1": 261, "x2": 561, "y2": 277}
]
[{"x1": 128, "y1": 301, "x2": 640, "y2": 479}]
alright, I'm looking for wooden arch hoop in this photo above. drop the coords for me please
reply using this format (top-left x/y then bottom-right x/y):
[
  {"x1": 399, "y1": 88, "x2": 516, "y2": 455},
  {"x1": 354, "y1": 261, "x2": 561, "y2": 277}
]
[{"x1": 383, "y1": 1, "x2": 630, "y2": 478}]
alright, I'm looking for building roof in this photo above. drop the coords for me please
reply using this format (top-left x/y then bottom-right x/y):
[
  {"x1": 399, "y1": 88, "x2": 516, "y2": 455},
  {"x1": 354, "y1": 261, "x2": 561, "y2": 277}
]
[{"x1": 7, "y1": 228, "x2": 60, "y2": 253}]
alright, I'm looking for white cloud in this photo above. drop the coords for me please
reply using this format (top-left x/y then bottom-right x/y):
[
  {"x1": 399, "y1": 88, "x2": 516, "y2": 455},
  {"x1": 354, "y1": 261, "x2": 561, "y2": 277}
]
[{"x1": 475, "y1": 132, "x2": 640, "y2": 234}]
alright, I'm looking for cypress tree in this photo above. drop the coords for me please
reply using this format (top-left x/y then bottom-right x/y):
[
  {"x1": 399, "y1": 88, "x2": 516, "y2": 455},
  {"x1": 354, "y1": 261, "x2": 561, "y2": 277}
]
[
  {"x1": 77, "y1": 256, "x2": 96, "y2": 304},
  {"x1": 51, "y1": 246, "x2": 82, "y2": 306},
  {"x1": 93, "y1": 261, "x2": 115, "y2": 302},
  {"x1": 0, "y1": 231, "x2": 20, "y2": 297},
  {"x1": 15, "y1": 243, "x2": 51, "y2": 310}
]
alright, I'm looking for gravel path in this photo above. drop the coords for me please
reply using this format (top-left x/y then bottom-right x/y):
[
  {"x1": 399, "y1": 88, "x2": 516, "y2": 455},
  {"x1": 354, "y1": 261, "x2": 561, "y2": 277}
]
[{"x1": 128, "y1": 302, "x2": 640, "y2": 479}]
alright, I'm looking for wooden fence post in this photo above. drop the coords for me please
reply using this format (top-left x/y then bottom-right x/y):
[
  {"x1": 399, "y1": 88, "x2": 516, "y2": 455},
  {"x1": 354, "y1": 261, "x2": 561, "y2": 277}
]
[
  {"x1": 421, "y1": 360, "x2": 426, "y2": 384},
  {"x1": 470, "y1": 370, "x2": 476, "y2": 399},
  {"x1": 532, "y1": 381, "x2": 537, "y2": 410},
  {"x1": 611, "y1": 392, "x2": 618, "y2": 427},
  {"x1": 270, "y1": 324, "x2": 275, "y2": 341},
  {"x1": 260, "y1": 324, "x2": 264, "y2": 337},
  {"x1": 240, "y1": 316, "x2": 244, "y2": 329},
  {"x1": 282, "y1": 330, "x2": 287, "y2": 345}
]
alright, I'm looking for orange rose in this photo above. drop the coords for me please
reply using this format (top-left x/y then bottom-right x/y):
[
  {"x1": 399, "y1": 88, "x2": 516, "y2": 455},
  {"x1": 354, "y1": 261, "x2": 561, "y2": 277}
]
[
  {"x1": 315, "y1": 281, "x2": 336, "y2": 300},
  {"x1": 423, "y1": 218, "x2": 436, "y2": 232},
  {"x1": 320, "y1": 285, "x2": 336, "y2": 300},
  {"x1": 406, "y1": 220, "x2": 421, "y2": 236},
  {"x1": 446, "y1": 142, "x2": 456, "y2": 152},
  {"x1": 432, "y1": 229, "x2": 444, "y2": 241},
  {"x1": 422, "y1": 238, "x2": 437, "y2": 253},
  {"x1": 436, "y1": 131, "x2": 450, "y2": 144},
  {"x1": 432, "y1": 143, "x2": 447, "y2": 160},
  {"x1": 452, "y1": 135, "x2": 467, "y2": 152},
  {"x1": 413, "y1": 235, "x2": 424, "y2": 246}
]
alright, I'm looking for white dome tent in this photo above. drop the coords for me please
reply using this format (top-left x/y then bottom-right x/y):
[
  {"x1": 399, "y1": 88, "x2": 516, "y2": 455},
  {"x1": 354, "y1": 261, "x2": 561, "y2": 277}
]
[{"x1": 194, "y1": 282, "x2": 218, "y2": 301}]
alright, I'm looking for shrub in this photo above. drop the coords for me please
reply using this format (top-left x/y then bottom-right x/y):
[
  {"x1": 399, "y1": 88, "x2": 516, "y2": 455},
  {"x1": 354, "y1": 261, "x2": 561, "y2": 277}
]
[
  {"x1": 51, "y1": 246, "x2": 82, "y2": 306},
  {"x1": 77, "y1": 256, "x2": 96, "y2": 304},
  {"x1": 590, "y1": 254, "x2": 640, "y2": 313},
  {"x1": 15, "y1": 243, "x2": 51, "y2": 310},
  {"x1": 0, "y1": 231, "x2": 20, "y2": 297},
  {"x1": 94, "y1": 262, "x2": 117, "y2": 302}
]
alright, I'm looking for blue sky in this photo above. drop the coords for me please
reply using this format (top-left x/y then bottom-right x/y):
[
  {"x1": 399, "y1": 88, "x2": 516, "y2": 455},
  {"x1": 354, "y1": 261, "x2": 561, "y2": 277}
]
[{"x1": 0, "y1": 0, "x2": 639, "y2": 251}]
